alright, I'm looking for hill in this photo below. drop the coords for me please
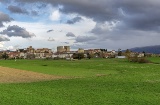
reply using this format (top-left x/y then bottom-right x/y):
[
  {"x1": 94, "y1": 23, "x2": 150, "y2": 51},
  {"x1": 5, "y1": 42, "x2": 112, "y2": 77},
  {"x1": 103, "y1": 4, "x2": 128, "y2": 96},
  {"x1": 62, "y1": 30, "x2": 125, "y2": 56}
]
[{"x1": 128, "y1": 45, "x2": 160, "y2": 54}]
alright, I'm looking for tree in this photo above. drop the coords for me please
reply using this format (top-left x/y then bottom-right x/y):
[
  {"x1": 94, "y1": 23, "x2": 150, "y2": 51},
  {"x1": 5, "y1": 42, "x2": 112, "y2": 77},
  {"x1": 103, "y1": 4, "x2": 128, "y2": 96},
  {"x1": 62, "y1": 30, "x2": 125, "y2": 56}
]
[
  {"x1": 100, "y1": 49, "x2": 107, "y2": 52},
  {"x1": 118, "y1": 49, "x2": 122, "y2": 56},
  {"x1": 125, "y1": 49, "x2": 131, "y2": 61},
  {"x1": 125, "y1": 49, "x2": 130, "y2": 53},
  {"x1": 78, "y1": 53, "x2": 84, "y2": 59},
  {"x1": 142, "y1": 51, "x2": 146, "y2": 57},
  {"x1": 73, "y1": 53, "x2": 84, "y2": 60},
  {"x1": 2, "y1": 52, "x2": 9, "y2": 60},
  {"x1": 87, "y1": 53, "x2": 91, "y2": 59}
]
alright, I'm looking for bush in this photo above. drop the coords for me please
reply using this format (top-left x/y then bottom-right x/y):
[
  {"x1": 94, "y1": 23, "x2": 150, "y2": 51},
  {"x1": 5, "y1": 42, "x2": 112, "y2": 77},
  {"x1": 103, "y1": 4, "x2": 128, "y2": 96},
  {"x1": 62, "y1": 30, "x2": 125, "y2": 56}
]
[
  {"x1": 137, "y1": 57, "x2": 150, "y2": 63},
  {"x1": 128, "y1": 57, "x2": 150, "y2": 63},
  {"x1": 127, "y1": 56, "x2": 150, "y2": 63},
  {"x1": 72, "y1": 53, "x2": 84, "y2": 60}
]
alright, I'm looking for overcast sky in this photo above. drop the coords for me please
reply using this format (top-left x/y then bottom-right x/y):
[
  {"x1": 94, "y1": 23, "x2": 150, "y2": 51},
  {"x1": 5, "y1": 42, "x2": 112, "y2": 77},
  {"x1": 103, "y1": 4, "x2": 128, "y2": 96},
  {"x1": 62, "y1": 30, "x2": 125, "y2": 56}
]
[{"x1": 0, "y1": 0, "x2": 160, "y2": 51}]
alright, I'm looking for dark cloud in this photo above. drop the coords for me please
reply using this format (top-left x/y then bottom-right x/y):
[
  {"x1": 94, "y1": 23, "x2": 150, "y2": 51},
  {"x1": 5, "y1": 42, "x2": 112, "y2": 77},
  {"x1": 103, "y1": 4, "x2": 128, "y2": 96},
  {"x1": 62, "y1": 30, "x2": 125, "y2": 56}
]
[
  {"x1": 0, "y1": 12, "x2": 13, "y2": 27},
  {"x1": 75, "y1": 36, "x2": 96, "y2": 43},
  {"x1": 0, "y1": 0, "x2": 10, "y2": 3},
  {"x1": 66, "y1": 16, "x2": 82, "y2": 24},
  {"x1": 8, "y1": 5, "x2": 29, "y2": 14},
  {"x1": 47, "y1": 29, "x2": 54, "y2": 33},
  {"x1": 58, "y1": 1, "x2": 119, "y2": 22},
  {"x1": 116, "y1": 0, "x2": 160, "y2": 31},
  {"x1": 0, "y1": 36, "x2": 10, "y2": 41},
  {"x1": 13, "y1": 0, "x2": 160, "y2": 32},
  {"x1": 14, "y1": 0, "x2": 119, "y2": 22},
  {"x1": 0, "y1": 25, "x2": 35, "y2": 38},
  {"x1": 66, "y1": 32, "x2": 75, "y2": 37}
]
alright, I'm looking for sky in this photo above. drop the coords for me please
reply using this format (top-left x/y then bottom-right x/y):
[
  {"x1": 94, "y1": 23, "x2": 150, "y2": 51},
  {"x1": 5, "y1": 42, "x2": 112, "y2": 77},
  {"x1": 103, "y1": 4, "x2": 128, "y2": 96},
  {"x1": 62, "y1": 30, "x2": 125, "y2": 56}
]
[{"x1": 0, "y1": 0, "x2": 160, "y2": 51}]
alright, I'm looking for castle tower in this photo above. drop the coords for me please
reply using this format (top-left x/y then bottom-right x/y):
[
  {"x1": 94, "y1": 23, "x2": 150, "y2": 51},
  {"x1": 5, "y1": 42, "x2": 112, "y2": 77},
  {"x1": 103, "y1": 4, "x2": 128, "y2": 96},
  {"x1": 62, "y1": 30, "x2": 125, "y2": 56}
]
[
  {"x1": 57, "y1": 46, "x2": 64, "y2": 53},
  {"x1": 64, "y1": 46, "x2": 70, "y2": 52}
]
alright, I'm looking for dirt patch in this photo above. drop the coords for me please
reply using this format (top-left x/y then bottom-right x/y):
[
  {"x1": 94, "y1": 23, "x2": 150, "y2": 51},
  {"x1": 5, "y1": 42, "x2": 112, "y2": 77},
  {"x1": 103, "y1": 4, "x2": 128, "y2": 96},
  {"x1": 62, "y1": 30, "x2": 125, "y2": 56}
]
[{"x1": 0, "y1": 66, "x2": 65, "y2": 83}]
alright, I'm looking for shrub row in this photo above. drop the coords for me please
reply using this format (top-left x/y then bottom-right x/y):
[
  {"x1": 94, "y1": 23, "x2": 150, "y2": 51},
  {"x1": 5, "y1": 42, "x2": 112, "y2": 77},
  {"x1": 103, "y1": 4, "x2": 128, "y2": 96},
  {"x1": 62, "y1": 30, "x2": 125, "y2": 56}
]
[{"x1": 128, "y1": 57, "x2": 150, "y2": 63}]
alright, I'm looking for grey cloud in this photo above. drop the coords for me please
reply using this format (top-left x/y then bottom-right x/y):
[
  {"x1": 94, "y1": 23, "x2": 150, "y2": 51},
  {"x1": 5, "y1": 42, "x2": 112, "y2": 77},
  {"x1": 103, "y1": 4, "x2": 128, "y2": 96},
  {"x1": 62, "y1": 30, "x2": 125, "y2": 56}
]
[
  {"x1": 8, "y1": 5, "x2": 29, "y2": 14},
  {"x1": 0, "y1": 12, "x2": 13, "y2": 27},
  {"x1": 62, "y1": 42, "x2": 69, "y2": 44},
  {"x1": 31, "y1": 10, "x2": 39, "y2": 16},
  {"x1": 0, "y1": 36, "x2": 10, "y2": 41},
  {"x1": 6, "y1": 0, "x2": 160, "y2": 49},
  {"x1": 89, "y1": 23, "x2": 160, "y2": 49},
  {"x1": 90, "y1": 22, "x2": 145, "y2": 41},
  {"x1": 75, "y1": 36, "x2": 96, "y2": 43},
  {"x1": 37, "y1": 3, "x2": 47, "y2": 9},
  {"x1": 66, "y1": 32, "x2": 76, "y2": 37},
  {"x1": 72, "y1": 32, "x2": 160, "y2": 51},
  {"x1": 64, "y1": 42, "x2": 69, "y2": 44},
  {"x1": 3, "y1": 2, "x2": 40, "y2": 16},
  {"x1": 91, "y1": 22, "x2": 118, "y2": 35},
  {"x1": 47, "y1": 29, "x2": 54, "y2": 33},
  {"x1": 0, "y1": 25, "x2": 36, "y2": 38},
  {"x1": 48, "y1": 37, "x2": 55, "y2": 41},
  {"x1": 66, "y1": 16, "x2": 82, "y2": 24}
]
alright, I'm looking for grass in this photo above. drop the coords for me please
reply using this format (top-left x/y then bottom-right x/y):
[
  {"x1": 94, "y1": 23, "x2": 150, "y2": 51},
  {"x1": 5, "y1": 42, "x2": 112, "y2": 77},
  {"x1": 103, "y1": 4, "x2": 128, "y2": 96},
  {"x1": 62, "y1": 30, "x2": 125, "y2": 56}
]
[
  {"x1": 0, "y1": 58, "x2": 160, "y2": 105},
  {"x1": 0, "y1": 59, "x2": 121, "y2": 77},
  {"x1": 148, "y1": 57, "x2": 160, "y2": 64}
]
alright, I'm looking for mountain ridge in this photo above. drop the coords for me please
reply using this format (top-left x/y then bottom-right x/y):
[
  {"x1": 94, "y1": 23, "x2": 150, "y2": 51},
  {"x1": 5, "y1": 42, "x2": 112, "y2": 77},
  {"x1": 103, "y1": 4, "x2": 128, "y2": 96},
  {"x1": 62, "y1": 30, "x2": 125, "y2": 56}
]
[{"x1": 125, "y1": 45, "x2": 160, "y2": 54}]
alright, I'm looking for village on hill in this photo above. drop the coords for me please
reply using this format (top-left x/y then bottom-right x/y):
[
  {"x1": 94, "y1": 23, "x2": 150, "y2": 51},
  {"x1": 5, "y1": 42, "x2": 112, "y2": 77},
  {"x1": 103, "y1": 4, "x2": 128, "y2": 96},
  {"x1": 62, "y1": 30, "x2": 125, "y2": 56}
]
[{"x1": 0, "y1": 46, "x2": 159, "y2": 60}]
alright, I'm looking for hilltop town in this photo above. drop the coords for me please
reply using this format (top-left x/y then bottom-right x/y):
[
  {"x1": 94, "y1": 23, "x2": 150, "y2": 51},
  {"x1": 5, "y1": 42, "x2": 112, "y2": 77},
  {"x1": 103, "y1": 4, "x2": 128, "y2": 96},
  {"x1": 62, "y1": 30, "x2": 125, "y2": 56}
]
[{"x1": 0, "y1": 46, "x2": 159, "y2": 60}]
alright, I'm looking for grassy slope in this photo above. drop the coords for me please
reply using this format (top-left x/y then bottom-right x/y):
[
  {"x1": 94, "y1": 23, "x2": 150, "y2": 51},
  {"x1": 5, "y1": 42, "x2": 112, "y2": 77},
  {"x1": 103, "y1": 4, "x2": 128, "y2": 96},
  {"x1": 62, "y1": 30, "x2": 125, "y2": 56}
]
[{"x1": 0, "y1": 58, "x2": 160, "y2": 105}]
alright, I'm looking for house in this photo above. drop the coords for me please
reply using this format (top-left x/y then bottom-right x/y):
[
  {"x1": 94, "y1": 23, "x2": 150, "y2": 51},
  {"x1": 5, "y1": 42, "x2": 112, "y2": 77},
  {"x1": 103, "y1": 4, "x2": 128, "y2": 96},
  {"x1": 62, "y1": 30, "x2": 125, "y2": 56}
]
[
  {"x1": 78, "y1": 48, "x2": 84, "y2": 53},
  {"x1": 35, "y1": 48, "x2": 53, "y2": 59},
  {"x1": 27, "y1": 46, "x2": 35, "y2": 54},
  {"x1": 8, "y1": 51, "x2": 19, "y2": 59},
  {"x1": 17, "y1": 49, "x2": 27, "y2": 59},
  {"x1": 138, "y1": 53, "x2": 144, "y2": 58},
  {"x1": 53, "y1": 51, "x2": 77, "y2": 59},
  {"x1": 106, "y1": 50, "x2": 117, "y2": 58},
  {"x1": 116, "y1": 56, "x2": 126, "y2": 58}
]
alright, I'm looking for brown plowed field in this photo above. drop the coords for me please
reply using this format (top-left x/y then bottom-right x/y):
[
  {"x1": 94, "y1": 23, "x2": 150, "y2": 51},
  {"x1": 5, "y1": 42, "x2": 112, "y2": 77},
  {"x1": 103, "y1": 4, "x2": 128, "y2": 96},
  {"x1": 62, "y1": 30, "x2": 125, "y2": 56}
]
[{"x1": 0, "y1": 66, "x2": 65, "y2": 83}]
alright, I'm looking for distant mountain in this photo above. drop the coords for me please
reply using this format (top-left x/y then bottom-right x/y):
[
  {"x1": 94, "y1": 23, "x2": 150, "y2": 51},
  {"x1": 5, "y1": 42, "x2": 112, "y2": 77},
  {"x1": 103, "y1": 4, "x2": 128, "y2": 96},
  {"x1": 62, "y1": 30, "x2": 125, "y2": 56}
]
[{"x1": 126, "y1": 45, "x2": 160, "y2": 54}]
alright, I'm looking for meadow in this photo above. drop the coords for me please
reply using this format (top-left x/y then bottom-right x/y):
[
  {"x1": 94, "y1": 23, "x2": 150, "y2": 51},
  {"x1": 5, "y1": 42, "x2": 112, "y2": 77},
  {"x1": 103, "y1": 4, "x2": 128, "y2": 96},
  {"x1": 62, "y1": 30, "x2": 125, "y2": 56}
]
[{"x1": 0, "y1": 58, "x2": 160, "y2": 105}]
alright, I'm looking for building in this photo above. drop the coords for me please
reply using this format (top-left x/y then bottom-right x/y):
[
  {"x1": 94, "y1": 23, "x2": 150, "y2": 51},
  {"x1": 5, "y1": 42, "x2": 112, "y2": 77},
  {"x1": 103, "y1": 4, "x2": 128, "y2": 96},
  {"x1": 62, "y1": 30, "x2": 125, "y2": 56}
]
[
  {"x1": 78, "y1": 48, "x2": 84, "y2": 53},
  {"x1": 17, "y1": 49, "x2": 27, "y2": 59},
  {"x1": 27, "y1": 46, "x2": 35, "y2": 54},
  {"x1": 57, "y1": 46, "x2": 70, "y2": 53},
  {"x1": 7, "y1": 51, "x2": 19, "y2": 59},
  {"x1": 64, "y1": 46, "x2": 70, "y2": 52},
  {"x1": 35, "y1": 48, "x2": 52, "y2": 58}
]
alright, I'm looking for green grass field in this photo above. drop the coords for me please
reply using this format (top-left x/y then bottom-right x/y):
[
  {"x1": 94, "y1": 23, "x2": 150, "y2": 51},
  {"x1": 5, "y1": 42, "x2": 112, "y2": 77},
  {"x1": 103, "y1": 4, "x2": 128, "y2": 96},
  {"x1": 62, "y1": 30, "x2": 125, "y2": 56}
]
[{"x1": 0, "y1": 58, "x2": 160, "y2": 105}]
